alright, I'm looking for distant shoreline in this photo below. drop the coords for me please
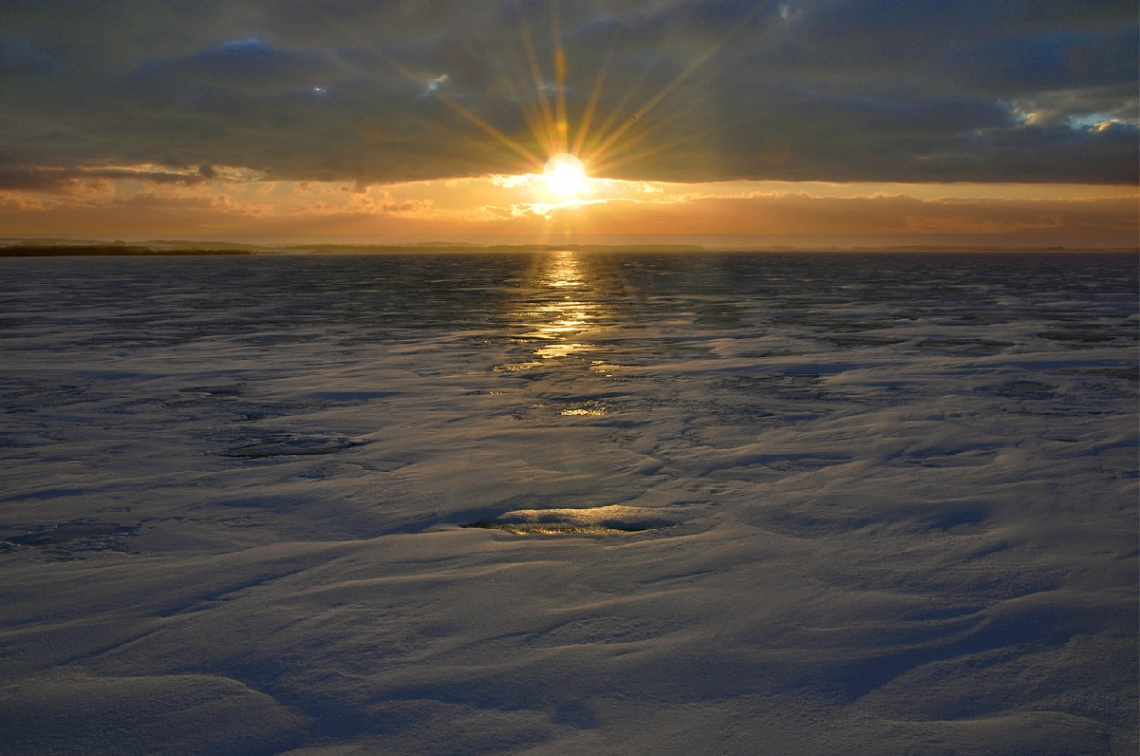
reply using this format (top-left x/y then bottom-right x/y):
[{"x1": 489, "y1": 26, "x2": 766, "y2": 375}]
[
  {"x1": 1, "y1": 242, "x2": 1136, "y2": 257},
  {"x1": 0, "y1": 245, "x2": 255, "y2": 257}
]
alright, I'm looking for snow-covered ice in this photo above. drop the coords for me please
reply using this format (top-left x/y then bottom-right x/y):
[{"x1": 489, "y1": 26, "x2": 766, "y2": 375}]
[{"x1": 1, "y1": 251, "x2": 1136, "y2": 755}]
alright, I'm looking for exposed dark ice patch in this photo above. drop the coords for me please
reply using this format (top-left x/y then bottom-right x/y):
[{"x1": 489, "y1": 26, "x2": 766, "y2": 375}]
[
  {"x1": 1038, "y1": 329, "x2": 1118, "y2": 344},
  {"x1": 915, "y1": 338, "x2": 1014, "y2": 356},
  {"x1": 552, "y1": 700, "x2": 600, "y2": 729},
  {"x1": 224, "y1": 433, "x2": 360, "y2": 458},
  {"x1": 895, "y1": 444, "x2": 1002, "y2": 468},
  {"x1": 753, "y1": 500, "x2": 994, "y2": 539},
  {"x1": 466, "y1": 505, "x2": 682, "y2": 535},
  {"x1": 1, "y1": 521, "x2": 135, "y2": 553},
  {"x1": 919, "y1": 506, "x2": 989, "y2": 533},
  {"x1": 310, "y1": 391, "x2": 397, "y2": 402},
  {"x1": 981, "y1": 380, "x2": 1056, "y2": 399},
  {"x1": 1, "y1": 487, "x2": 93, "y2": 503},
  {"x1": 180, "y1": 385, "x2": 243, "y2": 398},
  {"x1": 755, "y1": 503, "x2": 877, "y2": 537}
]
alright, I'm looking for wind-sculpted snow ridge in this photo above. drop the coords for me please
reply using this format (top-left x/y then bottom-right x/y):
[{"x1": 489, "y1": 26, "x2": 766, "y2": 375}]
[{"x1": 0, "y1": 252, "x2": 1135, "y2": 755}]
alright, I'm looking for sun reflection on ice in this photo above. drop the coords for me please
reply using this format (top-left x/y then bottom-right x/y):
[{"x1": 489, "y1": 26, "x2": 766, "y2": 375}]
[
  {"x1": 531, "y1": 250, "x2": 598, "y2": 359},
  {"x1": 495, "y1": 250, "x2": 616, "y2": 392},
  {"x1": 542, "y1": 248, "x2": 584, "y2": 287}
]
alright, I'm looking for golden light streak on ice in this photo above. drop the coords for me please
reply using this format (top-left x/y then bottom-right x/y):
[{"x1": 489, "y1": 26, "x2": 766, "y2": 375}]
[
  {"x1": 494, "y1": 250, "x2": 604, "y2": 372},
  {"x1": 467, "y1": 505, "x2": 678, "y2": 535},
  {"x1": 531, "y1": 250, "x2": 598, "y2": 360}
]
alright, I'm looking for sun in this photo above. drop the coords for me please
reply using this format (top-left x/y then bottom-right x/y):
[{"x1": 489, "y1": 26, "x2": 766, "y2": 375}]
[{"x1": 543, "y1": 153, "x2": 589, "y2": 198}]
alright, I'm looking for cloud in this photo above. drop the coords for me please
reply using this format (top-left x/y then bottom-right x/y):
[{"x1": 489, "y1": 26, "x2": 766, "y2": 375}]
[
  {"x1": 0, "y1": 168, "x2": 84, "y2": 194},
  {"x1": 1, "y1": 166, "x2": 1133, "y2": 247},
  {"x1": 112, "y1": 193, "x2": 227, "y2": 209},
  {"x1": 0, "y1": 1, "x2": 1134, "y2": 185},
  {"x1": 0, "y1": 166, "x2": 216, "y2": 195}
]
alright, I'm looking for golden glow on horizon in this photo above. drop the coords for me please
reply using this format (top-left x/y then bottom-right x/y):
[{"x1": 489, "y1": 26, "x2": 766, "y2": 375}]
[
  {"x1": 1, "y1": 164, "x2": 1136, "y2": 244},
  {"x1": 1, "y1": 167, "x2": 1136, "y2": 245}
]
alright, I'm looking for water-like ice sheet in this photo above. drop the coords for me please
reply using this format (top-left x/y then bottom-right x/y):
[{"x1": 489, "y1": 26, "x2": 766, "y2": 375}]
[{"x1": 1, "y1": 251, "x2": 1136, "y2": 755}]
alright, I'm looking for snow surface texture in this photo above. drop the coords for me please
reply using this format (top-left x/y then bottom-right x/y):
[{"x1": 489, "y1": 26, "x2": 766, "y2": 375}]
[{"x1": 1, "y1": 251, "x2": 1136, "y2": 755}]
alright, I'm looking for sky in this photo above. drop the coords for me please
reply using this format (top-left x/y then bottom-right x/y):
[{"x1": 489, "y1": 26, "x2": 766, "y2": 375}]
[{"x1": 0, "y1": 0, "x2": 1137, "y2": 247}]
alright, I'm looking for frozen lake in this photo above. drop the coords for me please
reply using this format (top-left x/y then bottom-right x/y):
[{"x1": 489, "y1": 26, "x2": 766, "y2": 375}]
[{"x1": 1, "y1": 251, "x2": 1137, "y2": 755}]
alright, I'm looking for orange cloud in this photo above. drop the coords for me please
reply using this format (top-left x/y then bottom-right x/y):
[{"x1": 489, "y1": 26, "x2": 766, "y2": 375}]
[{"x1": 0, "y1": 164, "x2": 1135, "y2": 247}]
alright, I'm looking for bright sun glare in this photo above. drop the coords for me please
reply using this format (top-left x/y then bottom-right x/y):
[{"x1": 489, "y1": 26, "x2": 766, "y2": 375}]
[{"x1": 543, "y1": 153, "x2": 589, "y2": 197}]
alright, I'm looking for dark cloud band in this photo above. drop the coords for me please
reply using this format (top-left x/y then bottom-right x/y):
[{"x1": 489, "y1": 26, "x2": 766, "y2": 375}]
[{"x1": 0, "y1": 0, "x2": 1135, "y2": 185}]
